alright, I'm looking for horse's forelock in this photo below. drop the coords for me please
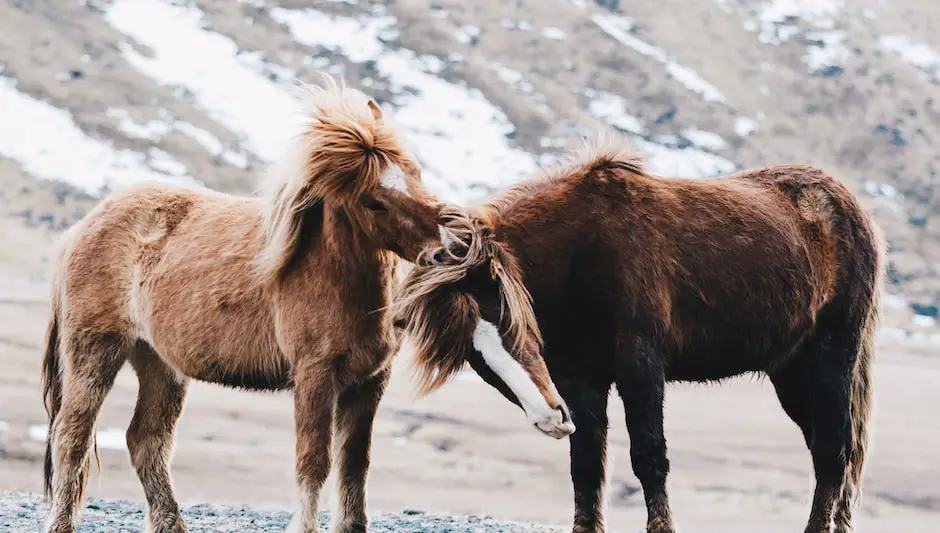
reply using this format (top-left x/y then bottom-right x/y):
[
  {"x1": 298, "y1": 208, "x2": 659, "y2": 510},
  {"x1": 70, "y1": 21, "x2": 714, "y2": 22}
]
[{"x1": 394, "y1": 207, "x2": 542, "y2": 392}]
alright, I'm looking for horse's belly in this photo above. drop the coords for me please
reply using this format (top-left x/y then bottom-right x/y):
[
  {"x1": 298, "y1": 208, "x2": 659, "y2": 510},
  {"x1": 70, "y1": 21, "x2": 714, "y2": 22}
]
[
  {"x1": 665, "y1": 315, "x2": 813, "y2": 382},
  {"x1": 142, "y1": 281, "x2": 289, "y2": 391}
]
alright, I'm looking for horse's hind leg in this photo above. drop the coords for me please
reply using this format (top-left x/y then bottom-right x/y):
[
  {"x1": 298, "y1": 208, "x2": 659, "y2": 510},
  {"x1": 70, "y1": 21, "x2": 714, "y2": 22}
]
[
  {"x1": 126, "y1": 342, "x2": 189, "y2": 533},
  {"x1": 44, "y1": 333, "x2": 127, "y2": 533},
  {"x1": 330, "y1": 367, "x2": 391, "y2": 533},
  {"x1": 774, "y1": 327, "x2": 857, "y2": 533}
]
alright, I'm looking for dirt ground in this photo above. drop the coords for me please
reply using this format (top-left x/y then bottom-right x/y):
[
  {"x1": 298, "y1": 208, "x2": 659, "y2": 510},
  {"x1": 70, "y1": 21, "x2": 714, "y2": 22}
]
[{"x1": 0, "y1": 214, "x2": 937, "y2": 532}]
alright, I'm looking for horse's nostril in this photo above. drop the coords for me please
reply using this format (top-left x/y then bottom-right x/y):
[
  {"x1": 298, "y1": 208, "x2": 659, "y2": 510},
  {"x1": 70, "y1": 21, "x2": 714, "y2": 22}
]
[{"x1": 557, "y1": 404, "x2": 571, "y2": 424}]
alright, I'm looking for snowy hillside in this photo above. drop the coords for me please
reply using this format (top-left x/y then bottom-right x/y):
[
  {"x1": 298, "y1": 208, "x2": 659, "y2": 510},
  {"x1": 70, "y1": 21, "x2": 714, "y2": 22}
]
[{"x1": 0, "y1": 0, "x2": 937, "y2": 342}]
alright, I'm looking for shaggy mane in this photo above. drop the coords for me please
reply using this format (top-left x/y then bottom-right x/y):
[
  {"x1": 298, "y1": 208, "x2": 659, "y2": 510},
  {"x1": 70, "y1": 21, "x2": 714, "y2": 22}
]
[
  {"x1": 394, "y1": 206, "x2": 542, "y2": 394},
  {"x1": 254, "y1": 74, "x2": 431, "y2": 283},
  {"x1": 485, "y1": 130, "x2": 647, "y2": 216}
]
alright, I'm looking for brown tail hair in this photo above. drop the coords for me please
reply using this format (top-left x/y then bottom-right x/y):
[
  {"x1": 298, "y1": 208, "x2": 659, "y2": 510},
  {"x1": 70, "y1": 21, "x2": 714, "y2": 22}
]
[
  {"x1": 41, "y1": 260, "x2": 100, "y2": 501},
  {"x1": 41, "y1": 293, "x2": 62, "y2": 500},
  {"x1": 846, "y1": 223, "x2": 884, "y2": 507},
  {"x1": 255, "y1": 74, "x2": 423, "y2": 283}
]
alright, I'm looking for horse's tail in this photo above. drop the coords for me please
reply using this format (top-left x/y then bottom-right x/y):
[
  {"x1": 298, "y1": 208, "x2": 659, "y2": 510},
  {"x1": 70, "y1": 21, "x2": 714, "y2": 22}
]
[
  {"x1": 42, "y1": 269, "x2": 63, "y2": 500},
  {"x1": 42, "y1": 232, "x2": 101, "y2": 502},
  {"x1": 255, "y1": 74, "x2": 428, "y2": 282},
  {"x1": 845, "y1": 219, "x2": 884, "y2": 508}
]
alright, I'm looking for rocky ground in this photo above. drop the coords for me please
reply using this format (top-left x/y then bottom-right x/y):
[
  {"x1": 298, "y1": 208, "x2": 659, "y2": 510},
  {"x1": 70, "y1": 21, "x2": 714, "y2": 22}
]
[{"x1": 0, "y1": 492, "x2": 562, "y2": 533}]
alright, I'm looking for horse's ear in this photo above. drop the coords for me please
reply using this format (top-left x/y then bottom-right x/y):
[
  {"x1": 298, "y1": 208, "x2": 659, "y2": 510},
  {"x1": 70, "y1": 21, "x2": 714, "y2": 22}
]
[{"x1": 368, "y1": 99, "x2": 384, "y2": 124}]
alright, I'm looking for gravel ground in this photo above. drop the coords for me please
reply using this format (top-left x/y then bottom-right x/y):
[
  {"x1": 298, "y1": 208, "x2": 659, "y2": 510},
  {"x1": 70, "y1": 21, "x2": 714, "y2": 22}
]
[{"x1": 0, "y1": 492, "x2": 564, "y2": 533}]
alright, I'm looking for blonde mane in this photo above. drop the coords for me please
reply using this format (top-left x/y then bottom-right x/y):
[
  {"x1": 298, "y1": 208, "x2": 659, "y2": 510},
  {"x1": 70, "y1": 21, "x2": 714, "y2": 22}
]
[{"x1": 254, "y1": 75, "x2": 433, "y2": 283}]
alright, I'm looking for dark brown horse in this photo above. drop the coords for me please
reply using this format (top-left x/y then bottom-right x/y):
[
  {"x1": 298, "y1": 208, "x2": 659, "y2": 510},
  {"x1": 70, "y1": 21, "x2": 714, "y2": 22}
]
[{"x1": 394, "y1": 133, "x2": 884, "y2": 533}]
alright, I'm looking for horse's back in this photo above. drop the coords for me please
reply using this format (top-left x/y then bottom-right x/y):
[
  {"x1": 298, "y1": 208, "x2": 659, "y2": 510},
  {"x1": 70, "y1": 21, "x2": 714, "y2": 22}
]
[
  {"x1": 55, "y1": 183, "x2": 278, "y2": 368},
  {"x1": 618, "y1": 165, "x2": 879, "y2": 378}
]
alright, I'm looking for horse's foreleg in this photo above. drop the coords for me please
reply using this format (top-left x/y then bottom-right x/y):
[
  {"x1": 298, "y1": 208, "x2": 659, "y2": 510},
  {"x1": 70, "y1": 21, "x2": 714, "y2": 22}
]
[
  {"x1": 289, "y1": 362, "x2": 337, "y2": 533},
  {"x1": 126, "y1": 345, "x2": 189, "y2": 533},
  {"x1": 615, "y1": 338, "x2": 675, "y2": 533},
  {"x1": 44, "y1": 333, "x2": 126, "y2": 533},
  {"x1": 330, "y1": 367, "x2": 391, "y2": 533},
  {"x1": 557, "y1": 379, "x2": 611, "y2": 533}
]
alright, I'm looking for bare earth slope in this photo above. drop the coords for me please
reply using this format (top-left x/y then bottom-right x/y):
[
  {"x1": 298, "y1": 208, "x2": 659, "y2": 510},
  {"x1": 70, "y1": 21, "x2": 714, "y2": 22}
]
[{"x1": 1, "y1": 0, "x2": 939, "y2": 532}]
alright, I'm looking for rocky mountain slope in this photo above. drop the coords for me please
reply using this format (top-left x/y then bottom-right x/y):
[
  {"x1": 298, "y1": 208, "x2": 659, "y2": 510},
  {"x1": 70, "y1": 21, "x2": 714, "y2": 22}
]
[{"x1": 1, "y1": 0, "x2": 938, "y2": 338}]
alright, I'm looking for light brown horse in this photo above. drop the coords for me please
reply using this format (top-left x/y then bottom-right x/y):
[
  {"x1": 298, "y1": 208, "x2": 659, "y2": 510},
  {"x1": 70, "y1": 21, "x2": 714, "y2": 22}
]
[
  {"x1": 394, "y1": 133, "x2": 884, "y2": 533},
  {"x1": 38, "y1": 77, "x2": 575, "y2": 533}
]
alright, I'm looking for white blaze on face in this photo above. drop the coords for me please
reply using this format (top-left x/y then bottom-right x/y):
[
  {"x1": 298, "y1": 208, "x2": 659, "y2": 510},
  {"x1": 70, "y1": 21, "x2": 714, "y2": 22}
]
[
  {"x1": 438, "y1": 225, "x2": 455, "y2": 247},
  {"x1": 380, "y1": 167, "x2": 411, "y2": 196},
  {"x1": 472, "y1": 319, "x2": 569, "y2": 436}
]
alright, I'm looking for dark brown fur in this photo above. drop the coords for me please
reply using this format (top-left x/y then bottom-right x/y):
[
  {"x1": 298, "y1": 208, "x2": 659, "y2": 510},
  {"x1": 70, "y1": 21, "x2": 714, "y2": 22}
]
[
  {"x1": 40, "y1": 77, "x2": 444, "y2": 533},
  {"x1": 396, "y1": 134, "x2": 884, "y2": 533}
]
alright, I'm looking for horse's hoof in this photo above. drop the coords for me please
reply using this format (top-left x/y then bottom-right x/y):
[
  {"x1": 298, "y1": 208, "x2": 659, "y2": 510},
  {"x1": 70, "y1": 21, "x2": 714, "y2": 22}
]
[
  {"x1": 147, "y1": 514, "x2": 189, "y2": 533},
  {"x1": 647, "y1": 516, "x2": 676, "y2": 533},
  {"x1": 572, "y1": 525, "x2": 603, "y2": 533},
  {"x1": 332, "y1": 522, "x2": 367, "y2": 533}
]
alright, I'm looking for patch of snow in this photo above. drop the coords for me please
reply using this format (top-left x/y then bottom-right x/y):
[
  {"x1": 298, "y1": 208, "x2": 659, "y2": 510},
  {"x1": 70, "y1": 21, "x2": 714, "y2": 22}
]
[
  {"x1": 174, "y1": 121, "x2": 249, "y2": 169},
  {"x1": 148, "y1": 148, "x2": 189, "y2": 177},
  {"x1": 0, "y1": 421, "x2": 8, "y2": 432},
  {"x1": 581, "y1": 88, "x2": 735, "y2": 178},
  {"x1": 592, "y1": 14, "x2": 726, "y2": 103},
  {"x1": 96, "y1": 428, "x2": 128, "y2": 450},
  {"x1": 755, "y1": 0, "x2": 844, "y2": 43},
  {"x1": 877, "y1": 326, "x2": 905, "y2": 341},
  {"x1": 542, "y1": 27, "x2": 567, "y2": 40},
  {"x1": 271, "y1": 8, "x2": 539, "y2": 204},
  {"x1": 27, "y1": 424, "x2": 47, "y2": 443},
  {"x1": 500, "y1": 18, "x2": 532, "y2": 31},
  {"x1": 913, "y1": 314, "x2": 936, "y2": 328},
  {"x1": 879, "y1": 35, "x2": 940, "y2": 83},
  {"x1": 106, "y1": 108, "x2": 172, "y2": 141},
  {"x1": 586, "y1": 91, "x2": 646, "y2": 135},
  {"x1": 540, "y1": 137, "x2": 567, "y2": 149},
  {"x1": 104, "y1": 0, "x2": 306, "y2": 162},
  {"x1": 734, "y1": 117, "x2": 758, "y2": 136},
  {"x1": 0, "y1": 73, "x2": 195, "y2": 196},
  {"x1": 27, "y1": 424, "x2": 127, "y2": 450},
  {"x1": 455, "y1": 24, "x2": 480, "y2": 45},
  {"x1": 863, "y1": 181, "x2": 906, "y2": 218},
  {"x1": 803, "y1": 30, "x2": 849, "y2": 74},
  {"x1": 882, "y1": 292, "x2": 907, "y2": 310},
  {"x1": 680, "y1": 127, "x2": 728, "y2": 151},
  {"x1": 864, "y1": 181, "x2": 898, "y2": 199},
  {"x1": 490, "y1": 62, "x2": 535, "y2": 94},
  {"x1": 722, "y1": 0, "x2": 850, "y2": 75},
  {"x1": 107, "y1": 107, "x2": 248, "y2": 170},
  {"x1": 392, "y1": 436, "x2": 409, "y2": 447},
  {"x1": 635, "y1": 137, "x2": 736, "y2": 178}
]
